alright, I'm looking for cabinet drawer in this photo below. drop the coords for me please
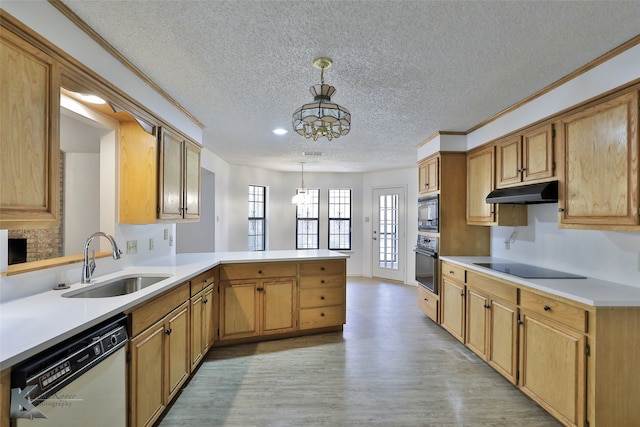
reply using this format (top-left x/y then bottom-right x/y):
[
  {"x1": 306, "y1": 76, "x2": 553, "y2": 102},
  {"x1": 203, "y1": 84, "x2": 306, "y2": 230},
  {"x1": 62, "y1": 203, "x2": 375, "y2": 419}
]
[
  {"x1": 299, "y1": 306, "x2": 345, "y2": 330},
  {"x1": 520, "y1": 290, "x2": 587, "y2": 332},
  {"x1": 299, "y1": 260, "x2": 345, "y2": 276},
  {"x1": 220, "y1": 262, "x2": 296, "y2": 280},
  {"x1": 441, "y1": 262, "x2": 466, "y2": 283},
  {"x1": 467, "y1": 271, "x2": 517, "y2": 304},
  {"x1": 417, "y1": 286, "x2": 438, "y2": 322},
  {"x1": 129, "y1": 282, "x2": 190, "y2": 336},
  {"x1": 190, "y1": 269, "x2": 215, "y2": 295},
  {"x1": 299, "y1": 275, "x2": 345, "y2": 288},
  {"x1": 300, "y1": 287, "x2": 344, "y2": 308}
]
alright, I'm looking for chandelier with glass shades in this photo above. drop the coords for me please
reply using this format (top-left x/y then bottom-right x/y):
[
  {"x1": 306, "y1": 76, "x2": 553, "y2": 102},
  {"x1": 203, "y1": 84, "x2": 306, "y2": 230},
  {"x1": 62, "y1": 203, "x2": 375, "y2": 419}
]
[
  {"x1": 292, "y1": 57, "x2": 351, "y2": 141},
  {"x1": 291, "y1": 162, "x2": 311, "y2": 206}
]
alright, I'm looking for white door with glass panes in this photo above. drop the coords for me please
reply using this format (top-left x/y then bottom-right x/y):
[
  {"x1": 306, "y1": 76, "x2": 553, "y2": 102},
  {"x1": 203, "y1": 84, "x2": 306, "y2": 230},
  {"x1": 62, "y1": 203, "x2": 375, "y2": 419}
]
[{"x1": 372, "y1": 187, "x2": 405, "y2": 282}]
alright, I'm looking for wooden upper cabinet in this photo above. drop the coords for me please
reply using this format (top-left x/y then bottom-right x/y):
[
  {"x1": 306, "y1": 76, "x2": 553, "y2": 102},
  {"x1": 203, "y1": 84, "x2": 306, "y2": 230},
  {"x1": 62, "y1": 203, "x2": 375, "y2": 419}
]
[
  {"x1": 0, "y1": 28, "x2": 60, "y2": 228},
  {"x1": 496, "y1": 124, "x2": 555, "y2": 189},
  {"x1": 557, "y1": 90, "x2": 639, "y2": 228},
  {"x1": 467, "y1": 144, "x2": 527, "y2": 227},
  {"x1": 158, "y1": 128, "x2": 201, "y2": 221},
  {"x1": 119, "y1": 121, "x2": 157, "y2": 224},
  {"x1": 418, "y1": 155, "x2": 439, "y2": 194},
  {"x1": 467, "y1": 145, "x2": 496, "y2": 224}
]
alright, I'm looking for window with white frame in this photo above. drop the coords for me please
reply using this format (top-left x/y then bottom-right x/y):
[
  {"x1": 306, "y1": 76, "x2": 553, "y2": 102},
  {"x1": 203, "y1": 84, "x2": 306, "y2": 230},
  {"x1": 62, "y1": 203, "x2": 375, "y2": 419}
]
[
  {"x1": 248, "y1": 185, "x2": 266, "y2": 251},
  {"x1": 328, "y1": 189, "x2": 351, "y2": 250},
  {"x1": 295, "y1": 189, "x2": 319, "y2": 249}
]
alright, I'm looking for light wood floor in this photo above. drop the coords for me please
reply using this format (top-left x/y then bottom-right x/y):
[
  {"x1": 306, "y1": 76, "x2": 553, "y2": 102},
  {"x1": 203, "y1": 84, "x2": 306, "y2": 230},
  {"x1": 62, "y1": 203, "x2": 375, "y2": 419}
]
[{"x1": 158, "y1": 277, "x2": 562, "y2": 426}]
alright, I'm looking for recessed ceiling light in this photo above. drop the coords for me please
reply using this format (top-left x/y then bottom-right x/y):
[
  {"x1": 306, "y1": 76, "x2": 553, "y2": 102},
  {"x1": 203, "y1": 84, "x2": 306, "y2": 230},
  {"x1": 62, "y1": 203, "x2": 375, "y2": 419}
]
[{"x1": 273, "y1": 128, "x2": 288, "y2": 135}]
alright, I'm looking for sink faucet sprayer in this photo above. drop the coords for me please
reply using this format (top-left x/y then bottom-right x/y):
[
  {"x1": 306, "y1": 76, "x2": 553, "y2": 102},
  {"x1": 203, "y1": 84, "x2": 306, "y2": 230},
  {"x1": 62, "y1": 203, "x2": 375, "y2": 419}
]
[{"x1": 81, "y1": 231, "x2": 122, "y2": 283}]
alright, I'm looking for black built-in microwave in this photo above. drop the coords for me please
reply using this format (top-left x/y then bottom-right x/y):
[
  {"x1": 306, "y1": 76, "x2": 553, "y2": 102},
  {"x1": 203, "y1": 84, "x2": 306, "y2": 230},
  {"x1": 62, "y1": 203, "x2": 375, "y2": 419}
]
[{"x1": 418, "y1": 195, "x2": 439, "y2": 232}]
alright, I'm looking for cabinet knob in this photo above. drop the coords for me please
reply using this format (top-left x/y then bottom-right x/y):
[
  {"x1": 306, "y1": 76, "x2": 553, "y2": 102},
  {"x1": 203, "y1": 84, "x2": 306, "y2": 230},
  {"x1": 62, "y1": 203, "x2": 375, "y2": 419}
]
[
  {"x1": 165, "y1": 328, "x2": 172, "y2": 335},
  {"x1": 257, "y1": 287, "x2": 264, "y2": 291},
  {"x1": 449, "y1": 271, "x2": 454, "y2": 274},
  {"x1": 543, "y1": 305, "x2": 551, "y2": 311},
  {"x1": 517, "y1": 319, "x2": 524, "y2": 325},
  {"x1": 484, "y1": 304, "x2": 491, "y2": 309},
  {"x1": 320, "y1": 296, "x2": 325, "y2": 300},
  {"x1": 203, "y1": 279, "x2": 207, "y2": 283},
  {"x1": 258, "y1": 270, "x2": 263, "y2": 274},
  {"x1": 203, "y1": 298, "x2": 208, "y2": 303},
  {"x1": 321, "y1": 267, "x2": 325, "y2": 271},
  {"x1": 320, "y1": 312, "x2": 325, "y2": 317},
  {"x1": 321, "y1": 280, "x2": 325, "y2": 284},
  {"x1": 461, "y1": 292, "x2": 465, "y2": 297},
  {"x1": 558, "y1": 208, "x2": 565, "y2": 212}
]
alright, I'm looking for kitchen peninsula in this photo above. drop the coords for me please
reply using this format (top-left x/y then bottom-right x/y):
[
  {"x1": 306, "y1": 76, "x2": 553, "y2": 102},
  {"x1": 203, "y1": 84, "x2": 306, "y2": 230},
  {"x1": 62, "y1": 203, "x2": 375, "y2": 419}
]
[{"x1": 0, "y1": 250, "x2": 347, "y2": 426}]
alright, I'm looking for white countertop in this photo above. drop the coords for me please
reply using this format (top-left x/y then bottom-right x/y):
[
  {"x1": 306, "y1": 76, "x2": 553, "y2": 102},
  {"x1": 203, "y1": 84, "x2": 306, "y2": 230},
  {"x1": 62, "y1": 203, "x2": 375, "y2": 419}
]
[
  {"x1": 441, "y1": 256, "x2": 640, "y2": 307},
  {"x1": 0, "y1": 250, "x2": 347, "y2": 369}
]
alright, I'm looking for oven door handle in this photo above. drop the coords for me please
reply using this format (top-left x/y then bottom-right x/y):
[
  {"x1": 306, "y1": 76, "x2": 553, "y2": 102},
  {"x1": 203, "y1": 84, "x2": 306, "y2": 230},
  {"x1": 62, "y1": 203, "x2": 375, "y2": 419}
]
[{"x1": 414, "y1": 248, "x2": 437, "y2": 258}]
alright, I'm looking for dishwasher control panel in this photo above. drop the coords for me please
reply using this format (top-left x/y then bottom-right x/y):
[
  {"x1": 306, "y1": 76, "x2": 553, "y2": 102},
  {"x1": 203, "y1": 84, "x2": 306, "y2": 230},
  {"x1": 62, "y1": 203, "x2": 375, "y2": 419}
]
[{"x1": 10, "y1": 314, "x2": 128, "y2": 408}]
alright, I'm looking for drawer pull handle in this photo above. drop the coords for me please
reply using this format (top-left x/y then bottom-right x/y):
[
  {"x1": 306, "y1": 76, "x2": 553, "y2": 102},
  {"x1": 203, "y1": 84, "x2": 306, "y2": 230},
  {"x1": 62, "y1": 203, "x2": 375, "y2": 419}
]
[{"x1": 543, "y1": 305, "x2": 551, "y2": 311}]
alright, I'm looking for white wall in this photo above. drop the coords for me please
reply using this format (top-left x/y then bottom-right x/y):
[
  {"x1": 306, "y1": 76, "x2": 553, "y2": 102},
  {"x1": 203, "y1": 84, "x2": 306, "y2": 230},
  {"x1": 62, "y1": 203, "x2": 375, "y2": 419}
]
[{"x1": 64, "y1": 153, "x2": 100, "y2": 255}]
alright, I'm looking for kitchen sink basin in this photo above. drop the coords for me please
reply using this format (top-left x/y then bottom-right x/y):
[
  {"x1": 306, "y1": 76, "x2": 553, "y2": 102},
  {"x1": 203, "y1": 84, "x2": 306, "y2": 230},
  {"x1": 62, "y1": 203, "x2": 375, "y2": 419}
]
[{"x1": 63, "y1": 274, "x2": 172, "y2": 298}]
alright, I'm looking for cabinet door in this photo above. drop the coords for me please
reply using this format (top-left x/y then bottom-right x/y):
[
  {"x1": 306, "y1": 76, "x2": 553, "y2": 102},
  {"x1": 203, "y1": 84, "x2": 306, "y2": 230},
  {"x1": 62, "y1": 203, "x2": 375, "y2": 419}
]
[
  {"x1": 119, "y1": 121, "x2": 157, "y2": 224},
  {"x1": 465, "y1": 287, "x2": 488, "y2": 358},
  {"x1": 496, "y1": 136, "x2": 522, "y2": 188},
  {"x1": 190, "y1": 293, "x2": 204, "y2": 370},
  {"x1": 219, "y1": 280, "x2": 259, "y2": 340},
  {"x1": 519, "y1": 312, "x2": 585, "y2": 427},
  {"x1": 441, "y1": 278, "x2": 465, "y2": 342},
  {"x1": 0, "y1": 30, "x2": 60, "y2": 227},
  {"x1": 522, "y1": 124, "x2": 554, "y2": 183},
  {"x1": 487, "y1": 299, "x2": 518, "y2": 384},
  {"x1": 558, "y1": 91, "x2": 639, "y2": 226},
  {"x1": 466, "y1": 146, "x2": 495, "y2": 224},
  {"x1": 130, "y1": 321, "x2": 166, "y2": 427},
  {"x1": 158, "y1": 129, "x2": 184, "y2": 220},
  {"x1": 165, "y1": 302, "x2": 190, "y2": 402},
  {"x1": 183, "y1": 140, "x2": 201, "y2": 220},
  {"x1": 262, "y1": 278, "x2": 297, "y2": 334}
]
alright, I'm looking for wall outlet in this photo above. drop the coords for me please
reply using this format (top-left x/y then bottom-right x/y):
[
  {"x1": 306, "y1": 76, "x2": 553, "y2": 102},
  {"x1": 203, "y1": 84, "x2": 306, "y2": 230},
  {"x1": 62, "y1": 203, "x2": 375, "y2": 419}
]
[
  {"x1": 169, "y1": 235, "x2": 174, "y2": 247},
  {"x1": 149, "y1": 238, "x2": 154, "y2": 251},
  {"x1": 126, "y1": 240, "x2": 138, "y2": 254},
  {"x1": 164, "y1": 228, "x2": 169, "y2": 240}
]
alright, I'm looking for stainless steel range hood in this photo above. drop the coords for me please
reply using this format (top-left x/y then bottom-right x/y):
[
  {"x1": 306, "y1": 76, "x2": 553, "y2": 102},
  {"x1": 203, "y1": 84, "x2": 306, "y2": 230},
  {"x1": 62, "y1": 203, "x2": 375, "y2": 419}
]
[{"x1": 485, "y1": 181, "x2": 558, "y2": 204}]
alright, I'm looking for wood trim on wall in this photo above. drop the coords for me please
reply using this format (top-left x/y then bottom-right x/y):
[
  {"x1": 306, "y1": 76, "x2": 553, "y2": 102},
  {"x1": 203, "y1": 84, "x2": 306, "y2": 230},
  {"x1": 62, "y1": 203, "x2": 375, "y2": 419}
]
[{"x1": 47, "y1": 0, "x2": 204, "y2": 129}]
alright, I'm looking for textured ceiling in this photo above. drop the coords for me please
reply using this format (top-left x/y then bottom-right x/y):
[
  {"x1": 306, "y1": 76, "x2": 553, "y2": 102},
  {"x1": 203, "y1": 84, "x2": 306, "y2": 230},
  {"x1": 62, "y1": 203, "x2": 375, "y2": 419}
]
[{"x1": 60, "y1": 0, "x2": 640, "y2": 173}]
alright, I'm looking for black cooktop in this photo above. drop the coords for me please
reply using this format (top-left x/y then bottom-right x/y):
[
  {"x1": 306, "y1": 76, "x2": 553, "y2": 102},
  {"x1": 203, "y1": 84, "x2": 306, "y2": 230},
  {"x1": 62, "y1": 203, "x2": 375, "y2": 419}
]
[{"x1": 474, "y1": 262, "x2": 586, "y2": 279}]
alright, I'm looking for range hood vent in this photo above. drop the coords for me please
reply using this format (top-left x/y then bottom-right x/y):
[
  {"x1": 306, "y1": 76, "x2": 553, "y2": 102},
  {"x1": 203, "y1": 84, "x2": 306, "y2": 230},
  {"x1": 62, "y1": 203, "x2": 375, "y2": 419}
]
[{"x1": 485, "y1": 181, "x2": 558, "y2": 204}]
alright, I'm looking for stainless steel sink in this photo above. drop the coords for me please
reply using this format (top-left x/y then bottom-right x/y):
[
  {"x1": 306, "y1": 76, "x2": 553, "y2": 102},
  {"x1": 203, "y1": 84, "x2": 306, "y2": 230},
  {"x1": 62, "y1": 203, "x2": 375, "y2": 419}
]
[{"x1": 63, "y1": 275, "x2": 172, "y2": 298}]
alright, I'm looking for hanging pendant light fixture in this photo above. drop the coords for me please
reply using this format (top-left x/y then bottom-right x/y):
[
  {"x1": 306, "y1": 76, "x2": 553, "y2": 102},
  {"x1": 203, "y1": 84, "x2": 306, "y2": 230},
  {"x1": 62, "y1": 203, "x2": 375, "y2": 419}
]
[
  {"x1": 292, "y1": 57, "x2": 351, "y2": 141},
  {"x1": 291, "y1": 162, "x2": 311, "y2": 205}
]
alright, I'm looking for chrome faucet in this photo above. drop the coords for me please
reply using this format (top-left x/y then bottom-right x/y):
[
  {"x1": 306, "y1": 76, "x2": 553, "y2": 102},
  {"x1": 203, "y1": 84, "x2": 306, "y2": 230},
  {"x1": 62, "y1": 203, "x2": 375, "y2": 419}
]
[{"x1": 81, "y1": 232, "x2": 122, "y2": 283}]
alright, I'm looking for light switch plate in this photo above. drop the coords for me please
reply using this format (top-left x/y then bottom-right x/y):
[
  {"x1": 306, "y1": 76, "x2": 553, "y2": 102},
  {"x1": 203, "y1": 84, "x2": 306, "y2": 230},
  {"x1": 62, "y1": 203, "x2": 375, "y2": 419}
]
[{"x1": 149, "y1": 238, "x2": 154, "y2": 251}]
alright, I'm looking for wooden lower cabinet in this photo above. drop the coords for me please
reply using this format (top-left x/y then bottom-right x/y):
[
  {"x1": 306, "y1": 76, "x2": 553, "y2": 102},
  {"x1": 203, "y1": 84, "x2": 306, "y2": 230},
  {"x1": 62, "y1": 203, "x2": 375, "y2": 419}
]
[
  {"x1": 440, "y1": 277, "x2": 465, "y2": 342},
  {"x1": 417, "y1": 285, "x2": 438, "y2": 322},
  {"x1": 298, "y1": 259, "x2": 347, "y2": 330},
  {"x1": 129, "y1": 301, "x2": 190, "y2": 427},
  {"x1": 519, "y1": 311, "x2": 585, "y2": 427},
  {"x1": 190, "y1": 283, "x2": 215, "y2": 370},
  {"x1": 219, "y1": 277, "x2": 297, "y2": 341}
]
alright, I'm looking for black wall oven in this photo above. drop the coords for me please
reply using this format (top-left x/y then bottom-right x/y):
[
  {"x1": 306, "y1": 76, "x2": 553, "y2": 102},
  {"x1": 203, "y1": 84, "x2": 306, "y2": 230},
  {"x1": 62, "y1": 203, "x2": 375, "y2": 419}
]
[{"x1": 415, "y1": 235, "x2": 438, "y2": 294}]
